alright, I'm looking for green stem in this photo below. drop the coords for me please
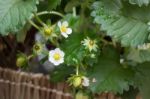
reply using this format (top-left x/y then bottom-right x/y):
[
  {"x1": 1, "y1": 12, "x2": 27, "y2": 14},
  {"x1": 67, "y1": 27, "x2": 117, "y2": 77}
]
[
  {"x1": 34, "y1": 13, "x2": 46, "y2": 27},
  {"x1": 28, "y1": 20, "x2": 40, "y2": 30},
  {"x1": 42, "y1": 50, "x2": 49, "y2": 56},
  {"x1": 80, "y1": 63, "x2": 86, "y2": 70},
  {"x1": 36, "y1": 11, "x2": 64, "y2": 17},
  {"x1": 27, "y1": 54, "x2": 34, "y2": 60},
  {"x1": 73, "y1": 88, "x2": 76, "y2": 99},
  {"x1": 76, "y1": 65, "x2": 79, "y2": 75},
  {"x1": 73, "y1": 7, "x2": 76, "y2": 17},
  {"x1": 50, "y1": 37, "x2": 59, "y2": 47},
  {"x1": 100, "y1": 38, "x2": 113, "y2": 45},
  {"x1": 29, "y1": 11, "x2": 64, "y2": 30}
]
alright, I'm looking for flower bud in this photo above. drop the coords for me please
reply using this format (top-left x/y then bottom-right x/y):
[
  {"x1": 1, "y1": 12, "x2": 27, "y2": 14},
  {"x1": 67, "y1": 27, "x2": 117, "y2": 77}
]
[
  {"x1": 44, "y1": 27, "x2": 53, "y2": 36},
  {"x1": 33, "y1": 43, "x2": 43, "y2": 55}
]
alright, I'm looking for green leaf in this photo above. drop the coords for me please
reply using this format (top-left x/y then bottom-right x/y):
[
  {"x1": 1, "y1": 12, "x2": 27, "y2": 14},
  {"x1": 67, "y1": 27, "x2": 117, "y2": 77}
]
[
  {"x1": 122, "y1": 2, "x2": 150, "y2": 21},
  {"x1": 63, "y1": 14, "x2": 80, "y2": 32},
  {"x1": 134, "y1": 62, "x2": 150, "y2": 99},
  {"x1": 139, "y1": 78, "x2": 150, "y2": 99},
  {"x1": 88, "y1": 46, "x2": 134, "y2": 94},
  {"x1": 59, "y1": 15, "x2": 87, "y2": 65},
  {"x1": 50, "y1": 65, "x2": 75, "y2": 82},
  {"x1": 91, "y1": 0, "x2": 122, "y2": 16},
  {"x1": 0, "y1": 0, "x2": 38, "y2": 35},
  {"x1": 39, "y1": 56, "x2": 48, "y2": 64},
  {"x1": 127, "y1": 48, "x2": 150, "y2": 63},
  {"x1": 48, "y1": 0, "x2": 61, "y2": 10},
  {"x1": 124, "y1": 0, "x2": 150, "y2": 6},
  {"x1": 60, "y1": 33, "x2": 85, "y2": 65},
  {"x1": 91, "y1": 1, "x2": 150, "y2": 47},
  {"x1": 16, "y1": 23, "x2": 31, "y2": 42}
]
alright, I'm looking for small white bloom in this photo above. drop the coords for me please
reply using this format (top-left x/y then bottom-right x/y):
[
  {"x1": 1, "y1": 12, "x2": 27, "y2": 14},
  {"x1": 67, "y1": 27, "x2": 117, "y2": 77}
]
[
  {"x1": 120, "y1": 58, "x2": 124, "y2": 64},
  {"x1": 82, "y1": 37, "x2": 98, "y2": 52},
  {"x1": 90, "y1": 54, "x2": 96, "y2": 58},
  {"x1": 137, "y1": 43, "x2": 150, "y2": 50},
  {"x1": 58, "y1": 21, "x2": 72, "y2": 38},
  {"x1": 82, "y1": 77, "x2": 90, "y2": 87},
  {"x1": 49, "y1": 48, "x2": 65, "y2": 66},
  {"x1": 92, "y1": 78, "x2": 97, "y2": 83},
  {"x1": 147, "y1": 21, "x2": 150, "y2": 26}
]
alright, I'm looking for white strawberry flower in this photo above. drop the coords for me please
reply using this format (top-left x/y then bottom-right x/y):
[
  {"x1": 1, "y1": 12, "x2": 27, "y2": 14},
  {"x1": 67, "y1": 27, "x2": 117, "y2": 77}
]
[
  {"x1": 82, "y1": 77, "x2": 90, "y2": 87},
  {"x1": 137, "y1": 43, "x2": 150, "y2": 50},
  {"x1": 92, "y1": 78, "x2": 97, "y2": 83},
  {"x1": 82, "y1": 37, "x2": 98, "y2": 52},
  {"x1": 49, "y1": 48, "x2": 65, "y2": 66},
  {"x1": 58, "y1": 21, "x2": 72, "y2": 38}
]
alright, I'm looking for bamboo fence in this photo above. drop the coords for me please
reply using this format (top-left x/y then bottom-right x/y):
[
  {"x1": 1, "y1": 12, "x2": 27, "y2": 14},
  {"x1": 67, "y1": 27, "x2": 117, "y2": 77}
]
[{"x1": 0, "y1": 67, "x2": 142, "y2": 99}]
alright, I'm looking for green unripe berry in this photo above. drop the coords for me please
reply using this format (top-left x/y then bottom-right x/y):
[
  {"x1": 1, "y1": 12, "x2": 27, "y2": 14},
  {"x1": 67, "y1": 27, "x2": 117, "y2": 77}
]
[
  {"x1": 16, "y1": 56, "x2": 27, "y2": 67},
  {"x1": 73, "y1": 76, "x2": 82, "y2": 87}
]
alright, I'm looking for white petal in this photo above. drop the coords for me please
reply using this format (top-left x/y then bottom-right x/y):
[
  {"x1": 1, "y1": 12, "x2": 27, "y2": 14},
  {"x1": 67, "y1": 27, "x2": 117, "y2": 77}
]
[
  {"x1": 62, "y1": 21, "x2": 68, "y2": 27},
  {"x1": 49, "y1": 56, "x2": 55, "y2": 63},
  {"x1": 92, "y1": 78, "x2": 97, "y2": 83},
  {"x1": 49, "y1": 50, "x2": 55, "y2": 56},
  {"x1": 53, "y1": 62, "x2": 60, "y2": 66},
  {"x1": 86, "y1": 37, "x2": 90, "y2": 40},
  {"x1": 49, "y1": 57, "x2": 60, "y2": 66},
  {"x1": 61, "y1": 32, "x2": 68, "y2": 38},
  {"x1": 66, "y1": 28, "x2": 72, "y2": 34},
  {"x1": 60, "y1": 51, "x2": 65, "y2": 57},
  {"x1": 58, "y1": 58, "x2": 64, "y2": 63},
  {"x1": 55, "y1": 48, "x2": 61, "y2": 52},
  {"x1": 82, "y1": 77, "x2": 90, "y2": 87},
  {"x1": 55, "y1": 48, "x2": 65, "y2": 57},
  {"x1": 55, "y1": 48, "x2": 64, "y2": 56},
  {"x1": 58, "y1": 21, "x2": 62, "y2": 27}
]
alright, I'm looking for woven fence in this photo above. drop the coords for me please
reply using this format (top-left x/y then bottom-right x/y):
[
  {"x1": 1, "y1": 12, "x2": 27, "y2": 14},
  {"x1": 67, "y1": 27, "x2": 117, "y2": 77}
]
[
  {"x1": 0, "y1": 67, "x2": 142, "y2": 99},
  {"x1": 0, "y1": 67, "x2": 72, "y2": 99}
]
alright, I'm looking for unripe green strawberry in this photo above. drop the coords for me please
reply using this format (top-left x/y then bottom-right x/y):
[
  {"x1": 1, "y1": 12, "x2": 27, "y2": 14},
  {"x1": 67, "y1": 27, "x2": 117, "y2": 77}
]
[
  {"x1": 16, "y1": 56, "x2": 27, "y2": 67},
  {"x1": 73, "y1": 76, "x2": 82, "y2": 87}
]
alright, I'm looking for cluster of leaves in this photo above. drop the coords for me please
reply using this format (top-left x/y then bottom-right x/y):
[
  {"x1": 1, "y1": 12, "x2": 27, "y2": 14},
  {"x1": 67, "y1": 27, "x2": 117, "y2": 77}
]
[
  {"x1": 90, "y1": 0, "x2": 150, "y2": 99},
  {"x1": 91, "y1": 0, "x2": 150, "y2": 47},
  {"x1": 1, "y1": 0, "x2": 150, "y2": 99}
]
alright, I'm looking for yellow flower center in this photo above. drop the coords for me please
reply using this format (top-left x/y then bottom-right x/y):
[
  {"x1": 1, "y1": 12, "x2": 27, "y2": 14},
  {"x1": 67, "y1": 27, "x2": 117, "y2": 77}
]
[
  {"x1": 53, "y1": 53, "x2": 61, "y2": 60},
  {"x1": 89, "y1": 40, "x2": 94, "y2": 46},
  {"x1": 44, "y1": 27, "x2": 53, "y2": 36},
  {"x1": 60, "y1": 25, "x2": 67, "y2": 33}
]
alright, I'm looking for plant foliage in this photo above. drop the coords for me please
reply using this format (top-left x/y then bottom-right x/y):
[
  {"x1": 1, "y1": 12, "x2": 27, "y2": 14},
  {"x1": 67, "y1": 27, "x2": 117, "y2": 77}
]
[
  {"x1": 0, "y1": 0, "x2": 38, "y2": 35},
  {"x1": 91, "y1": 0, "x2": 150, "y2": 47},
  {"x1": 1, "y1": 0, "x2": 150, "y2": 98},
  {"x1": 88, "y1": 46, "x2": 134, "y2": 94}
]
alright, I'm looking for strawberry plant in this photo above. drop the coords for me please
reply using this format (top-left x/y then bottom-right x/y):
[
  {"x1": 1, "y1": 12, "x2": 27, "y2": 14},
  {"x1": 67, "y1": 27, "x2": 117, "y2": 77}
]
[{"x1": 1, "y1": 0, "x2": 150, "y2": 99}]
